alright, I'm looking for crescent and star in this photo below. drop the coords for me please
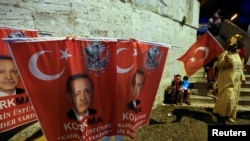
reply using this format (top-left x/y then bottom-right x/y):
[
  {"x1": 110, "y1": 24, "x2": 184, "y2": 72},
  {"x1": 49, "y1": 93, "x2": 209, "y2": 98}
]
[
  {"x1": 189, "y1": 46, "x2": 209, "y2": 62},
  {"x1": 29, "y1": 47, "x2": 136, "y2": 79},
  {"x1": 117, "y1": 48, "x2": 137, "y2": 73},
  {"x1": 28, "y1": 48, "x2": 72, "y2": 80}
]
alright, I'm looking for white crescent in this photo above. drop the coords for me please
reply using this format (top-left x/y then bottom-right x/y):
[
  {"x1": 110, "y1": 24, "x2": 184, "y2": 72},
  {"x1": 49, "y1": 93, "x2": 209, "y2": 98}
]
[
  {"x1": 117, "y1": 48, "x2": 135, "y2": 73},
  {"x1": 28, "y1": 50, "x2": 65, "y2": 80},
  {"x1": 194, "y1": 46, "x2": 209, "y2": 61}
]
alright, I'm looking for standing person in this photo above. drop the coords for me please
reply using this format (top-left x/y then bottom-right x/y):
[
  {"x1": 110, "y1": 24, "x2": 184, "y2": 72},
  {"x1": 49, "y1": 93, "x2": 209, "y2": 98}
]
[
  {"x1": 246, "y1": 56, "x2": 250, "y2": 73},
  {"x1": 212, "y1": 9, "x2": 222, "y2": 36},
  {"x1": 204, "y1": 57, "x2": 218, "y2": 91},
  {"x1": 0, "y1": 55, "x2": 25, "y2": 97},
  {"x1": 237, "y1": 45, "x2": 246, "y2": 69},
  {"x1": 128, "y1": 69, "x2": 145, "y2": 112},
  {"x1": 66, "y1": 73, "x2": 96, "y2": 121},
  {"x1": 213, "y1": 34, "x2": 246, "y2": 124}
]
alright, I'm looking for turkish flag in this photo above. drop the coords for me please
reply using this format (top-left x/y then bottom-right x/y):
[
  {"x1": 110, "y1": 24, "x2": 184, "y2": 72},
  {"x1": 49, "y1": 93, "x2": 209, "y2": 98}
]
[{"x1": 177, "y1": 31, "x2": 224, "y2": 76}]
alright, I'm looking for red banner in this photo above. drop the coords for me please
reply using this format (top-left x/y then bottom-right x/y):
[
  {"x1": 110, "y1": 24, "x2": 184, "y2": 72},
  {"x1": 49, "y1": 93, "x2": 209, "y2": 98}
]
[
  {"x1": 0, "y1": 27, "x2": 39, "y2": 141},
  {"x1": 0, "y1": 94, "x2": 37, "y2": 131},
  {"x1": 0, "y1": 27, "x2": 38, "y2": 56},
  {"x1": 177, "y1": 31, "x2": 224, "y2": 76},
  {"x1": 6, "y1": 38, "x2": 169, "y2": 141}
]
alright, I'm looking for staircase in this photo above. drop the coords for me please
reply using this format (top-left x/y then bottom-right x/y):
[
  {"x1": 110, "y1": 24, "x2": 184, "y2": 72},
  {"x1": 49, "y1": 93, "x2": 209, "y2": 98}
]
[{"x1": 189, "y1": 68, "x2": 250, "y2": 111}]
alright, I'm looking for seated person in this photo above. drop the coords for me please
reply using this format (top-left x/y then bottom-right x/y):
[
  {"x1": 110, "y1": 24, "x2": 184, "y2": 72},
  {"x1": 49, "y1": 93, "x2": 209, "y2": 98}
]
[
  {"x1": 163, "y1": 85, "x2": 174, "y2": 105},
  {"x1": 180, "y1": 75, "x2": 191, "y2": 105},
  {"x1": 163, "y1": 74, "x2": 183, "y2": 105}
]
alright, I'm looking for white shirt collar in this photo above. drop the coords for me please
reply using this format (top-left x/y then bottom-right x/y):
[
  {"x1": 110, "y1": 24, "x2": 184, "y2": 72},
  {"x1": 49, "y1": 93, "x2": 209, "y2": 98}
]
[
  {"x1": 73, "y1": 108, "x2": 89, "y2": 121},
  {"x1": 0, "y1": 89, "x2": 16, "y2": 97}
]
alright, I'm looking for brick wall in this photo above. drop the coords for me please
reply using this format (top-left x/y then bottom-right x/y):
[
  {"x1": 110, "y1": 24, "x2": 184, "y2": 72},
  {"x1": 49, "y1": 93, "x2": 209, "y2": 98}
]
[{"x1": 0, "y1": 0, "x2": 200, "y2": 107}]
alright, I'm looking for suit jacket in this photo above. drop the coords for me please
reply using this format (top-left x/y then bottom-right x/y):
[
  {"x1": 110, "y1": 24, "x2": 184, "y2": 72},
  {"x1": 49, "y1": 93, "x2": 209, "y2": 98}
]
[
  {"x1": 128, "y1": 99, "x2": 141, "y2": 111},
  {"x1": 16, "y1": 88, "x2": 25, "y2": 94},
  {"x1": 67, "y1": 108, "x2": 97, "y2": 120}
]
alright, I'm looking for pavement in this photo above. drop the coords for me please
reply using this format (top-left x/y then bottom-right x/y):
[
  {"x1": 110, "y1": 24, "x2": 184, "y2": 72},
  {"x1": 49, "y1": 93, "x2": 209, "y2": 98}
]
[
  {"x1": 119, "y1": 104, "x2": 250, "y2": 141},
  {"x1": 17, "y1": 104, "x2": 250, "y2": 141}
]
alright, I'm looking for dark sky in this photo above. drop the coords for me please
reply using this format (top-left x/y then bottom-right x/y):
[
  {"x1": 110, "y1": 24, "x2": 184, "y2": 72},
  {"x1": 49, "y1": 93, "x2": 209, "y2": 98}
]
[{"x1": 199, "y1": 0, "x2": 250, "y2": 31}]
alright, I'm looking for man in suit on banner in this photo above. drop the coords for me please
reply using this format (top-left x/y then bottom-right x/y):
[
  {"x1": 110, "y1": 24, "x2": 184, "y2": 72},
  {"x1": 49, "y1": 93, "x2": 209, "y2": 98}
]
[
  {"x1": 66, "y1": 73, "x2": 97, "y2": 121},
  {"x1": 0, "y1": 55, "x2": 25, "y2": 97},
  {"x1": 128, "y1": 69, "x2": 145, "y2": 113}
]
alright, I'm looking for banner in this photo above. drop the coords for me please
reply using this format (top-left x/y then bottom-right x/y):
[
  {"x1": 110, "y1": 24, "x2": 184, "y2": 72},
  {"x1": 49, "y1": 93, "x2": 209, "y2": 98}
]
[
  {"x1": 0, "y1": 27, "x2": 39, "y2": 141},
  {"x1": 6, "y1": 38, "x2": 169, "y2": 141},
  {"x1": 0, "y1": 27, "x2": 38, "y2": 56},
  {"x1": 115, "y1": 40, "x2": 169, "y2": 138},
  {"x1": 177, "y1": 31, "x2": 224, "y2": 76}
]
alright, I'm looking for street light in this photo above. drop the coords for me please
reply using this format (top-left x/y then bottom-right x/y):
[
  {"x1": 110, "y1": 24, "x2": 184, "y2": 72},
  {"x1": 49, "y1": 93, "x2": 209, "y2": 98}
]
[{"x1": 230, "y1": 13, "x2": 238, "y2": 21}]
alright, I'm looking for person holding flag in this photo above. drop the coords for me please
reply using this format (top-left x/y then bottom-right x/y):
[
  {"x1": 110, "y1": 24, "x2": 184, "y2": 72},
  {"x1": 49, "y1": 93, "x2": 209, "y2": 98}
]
[{"x1": 212, "y1": 34, "x2": 246, "y2": 124}]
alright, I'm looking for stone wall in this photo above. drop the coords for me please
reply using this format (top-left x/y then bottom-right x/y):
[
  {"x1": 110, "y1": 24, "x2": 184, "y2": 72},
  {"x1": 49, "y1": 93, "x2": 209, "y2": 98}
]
[
  {"x1": 0, "y1": 0, "x2": 200, "y2": 108},
  {"x1": 220, "y1": 19, "x2": 250, "y2": 61}
]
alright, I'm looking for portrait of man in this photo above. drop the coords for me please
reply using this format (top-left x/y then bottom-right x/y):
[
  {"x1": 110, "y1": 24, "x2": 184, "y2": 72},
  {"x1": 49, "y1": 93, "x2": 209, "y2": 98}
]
[
  {"x1": 66, "y1": 73, "x2": 97, "y2": 121},
  {"x1": 128, "y1": 69, "x2": 145, "y2": 112},
  {"x1": 0, "y1": 55, "x2": 25, "y2": 97},
  {"x1": 0, "y1": 55, "x2": 42, "y2": 141}
]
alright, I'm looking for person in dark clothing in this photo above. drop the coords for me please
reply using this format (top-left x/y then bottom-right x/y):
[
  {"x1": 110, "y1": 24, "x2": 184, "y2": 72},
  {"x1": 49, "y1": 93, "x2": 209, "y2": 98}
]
[{"x1": 163, "y1": 74, "x2": 183, "y2": 105}]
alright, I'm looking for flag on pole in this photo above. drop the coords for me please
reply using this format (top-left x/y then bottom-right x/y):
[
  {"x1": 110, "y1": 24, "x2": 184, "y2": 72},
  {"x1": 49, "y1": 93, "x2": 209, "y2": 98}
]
[{"x1": 177, "y1": 31, "x2": 224, "y2": 76}]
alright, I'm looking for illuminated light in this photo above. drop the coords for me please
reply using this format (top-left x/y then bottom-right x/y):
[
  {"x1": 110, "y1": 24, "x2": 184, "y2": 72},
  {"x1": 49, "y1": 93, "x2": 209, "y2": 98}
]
[{"x1": 230, "y1": 13, "x2": 238, "y2": 21}]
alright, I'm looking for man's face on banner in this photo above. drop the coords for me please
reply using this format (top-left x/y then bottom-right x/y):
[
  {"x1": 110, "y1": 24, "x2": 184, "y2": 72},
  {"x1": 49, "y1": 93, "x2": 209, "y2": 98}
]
[
  {"x1": 0, "y1": 59, "x2": 19, "y2": 94},
  {"x1": 69, "y1": 78, "x2": 93, "y2": 116},
  {"x1": 132, "y1": 73, "x2": 145, "y2": 99}
]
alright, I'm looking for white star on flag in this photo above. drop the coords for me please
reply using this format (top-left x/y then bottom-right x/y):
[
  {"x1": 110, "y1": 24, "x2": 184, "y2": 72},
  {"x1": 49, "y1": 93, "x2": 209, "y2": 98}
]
[{"x1": 60, "y1": 48, "x2": 72, "y2": 60}]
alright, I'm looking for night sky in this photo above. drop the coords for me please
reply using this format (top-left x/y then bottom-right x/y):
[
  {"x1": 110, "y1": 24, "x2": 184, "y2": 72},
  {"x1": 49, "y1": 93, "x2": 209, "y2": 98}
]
[{"x1": 199, "y1": 0, "x2": 250, "y2": 31}]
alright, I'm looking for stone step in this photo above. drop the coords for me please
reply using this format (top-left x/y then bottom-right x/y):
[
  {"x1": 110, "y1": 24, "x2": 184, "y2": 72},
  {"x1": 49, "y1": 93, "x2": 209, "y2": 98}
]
[
  {"x1": 191, "y1": 87, "x2": 250, "y2": 96},
  {"x1": 188, "y1": 68, "x2": 250, "y2": 111},
  {"x1": 189, "y1": 74, "x2": 250, "y2": 81},
  {"x1": 189, "y1": 95, "x2": 250, "y2": 111},
  {"x1": 189, "y1": 81, "x2": 250, "y2": 89}
]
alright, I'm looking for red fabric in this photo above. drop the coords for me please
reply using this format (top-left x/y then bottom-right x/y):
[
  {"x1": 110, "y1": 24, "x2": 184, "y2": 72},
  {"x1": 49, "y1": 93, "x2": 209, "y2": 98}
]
[
  {"x1": 0, "y1": 27, "x2": 38, "y2": 56},
  {"x1": 177, "y1": 31, "x2": 224, "y2": 76},
  {"x1": 6, "y1": 38, "x2": 169, "y2": 140},
  {"x1": 238, "y1": 46, "x2": 246, "y2": 59},
  {"x1": 0, "y1": 27, "x2": 38, "y2": 135},
  {"x1": 174, "y1": 75, "x2": 180, "y2": 90},
  {"x1": 0, "y1": 94, "x2": 37, "y2": 132}
]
